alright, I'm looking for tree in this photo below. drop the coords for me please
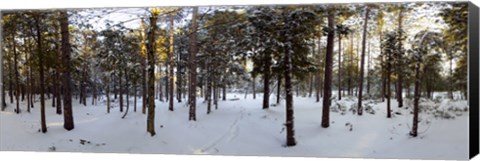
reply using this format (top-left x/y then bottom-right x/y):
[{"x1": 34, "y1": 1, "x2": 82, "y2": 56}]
[
  {"x1": 321, "y1": 6, "x2": 335, "y2": 128},
  {"x1": 33, "y1": 13, "x2": 47, "y2": 133},
  {"x1": 409, "y1": 30, "x2": 442, "y2": 137},
  {"x1": 336, "y1": 24, "x2": 350, "y2": 100},
  {"x1": 440, "y1": 2, "x2": 468, "y2": 100},
  {"x1": 381, "y1": 31, "x2": 400, "y2": 118},
  {"x1": 60, "y1": 10, "x2": 74, "y2": 131},
  {"x1": 188, "y1": 7, "x2": 199, "y2": 121},
  {"x1": 395, "y1": 4, "x2": 405, "y2": 108},
  {"x1": 357, "y1": 5, "x2": 370, "y2": 116},
  {"x1": 146, "y1": 8, "x2": 160, "y2": 136},
  {"x1": 168, "y1": 10, "x2": 176, "y2": 111}
]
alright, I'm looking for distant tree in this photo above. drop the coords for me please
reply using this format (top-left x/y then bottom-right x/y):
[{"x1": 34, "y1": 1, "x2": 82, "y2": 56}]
[{"x1": 336, "y1": 24, "x2": 350, "y2": 100}]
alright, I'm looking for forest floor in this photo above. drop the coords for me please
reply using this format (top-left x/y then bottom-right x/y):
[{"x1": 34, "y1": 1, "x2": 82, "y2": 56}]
[{"x1": 0, "y1": 93, "x2": 469, "y2": 160}]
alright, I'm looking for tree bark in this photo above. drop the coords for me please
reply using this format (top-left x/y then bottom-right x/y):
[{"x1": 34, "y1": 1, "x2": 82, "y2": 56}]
[
  {"x1": 366, "y1": 34, "x2": 371, "y2": 95},
  {"x1": 168, "y1": 12, "x2": 175, "y2": 111},
  {"x1": 396, "y1": 5, "x2": 404, "y2": 108},
  {"x1": 348, "y1": 34, "x2": 353, "y2": 96},
  {"x1": 134, "y1": 85, "x2": 137, "y2": 112},
  {"x1": 315, "y1": 38, "x2": 321, "y2": 102},
  {"x1": 387, "y1": 52, "x2": 392, "y2": 118},
  {"x1": 357, "y1": 6, "x2": 369, "y2": 116},
  {"x1": 322, "y1": 8, "x2": 335, "y2": 128},
  {"x1": 284, "y1": 22, "x2": 296, "y2": 147},
  {"x1": 410, "y1": 56, "x2": 421, "y2": 137},
  {"x1": 35, "y1": 15, "x2": 47, "y2": 133},
  {"x1": 23, "y1": 38, "x2": 31, "y2": 113},
  {"x1": 122, "y1": 70, "x2": 130, "y2": 119},
  {"x1": 207, "y1": 71, "x2": 212, "y2": 114},
  {"x1": 380, "y1": 31, "x2": 385, "y2": 102},
  {"x1": 147, "y1": 11, "x2": 158, "y2": 136},
  {"x1": 107, "y1": 80, "x2": 111, "y2": 113},
  {"x1": 60, "y1": 11, "x2": 74, "y2": 131},
  {"x1": 263, "y1": 56, "x2": 271, "y2": 109},
  {"x1": 277, "y1": 75, "x2": 281, "y2": 104},
  {"x1": 338, "y1": 33, "x2": 342, "y2": 100},
  {"x1": 188, "y1": 7, "x2": 198, "y2": 121},
  {"x1": 309, "y1": 74, "x2": 313, "y2": 98},
  {"x1": 119, "y1": 69, "x2": 124, "y2": 112},
  {"x1": 124, "y1": 68, "x2": 129, "y2": 116},
  {"x1": 8, "y1": 52, "x2": 13, "y2": 104},
  {"x1": 13, "y1": 33, "x2": 20, "y2": 114}
]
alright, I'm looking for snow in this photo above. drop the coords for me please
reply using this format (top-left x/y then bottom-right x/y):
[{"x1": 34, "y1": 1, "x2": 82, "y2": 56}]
[{"x1": 0, "y1": 93, "x2": 469, "y2": 160}]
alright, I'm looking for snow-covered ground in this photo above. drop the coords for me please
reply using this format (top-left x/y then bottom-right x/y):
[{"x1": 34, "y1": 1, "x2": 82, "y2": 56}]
[{"x1": 0, "y1": 93, "x2": 469, "y2": 160}]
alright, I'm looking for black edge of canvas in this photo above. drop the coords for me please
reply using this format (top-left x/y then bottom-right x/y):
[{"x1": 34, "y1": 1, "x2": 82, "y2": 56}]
[{"x1": 469, "y1": 1, "x2": 480, "y2": 160}]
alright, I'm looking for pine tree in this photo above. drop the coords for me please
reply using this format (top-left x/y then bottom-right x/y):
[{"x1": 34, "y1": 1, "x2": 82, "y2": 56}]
[
  {"x1": 357, "y1": 5, "x2": 370, "y2": 116},
  {"x1": 60, "y1": 10, "x2": 74, "y2": 131},
  {"x1": 188, "y1": 7, "x2": 199, "y2": 121},
  {"x1": 34, "y1": 13, "x2": 47, "y2": 133},
  {"x1": 321, "y1": 7, "x2": 335, "y2": 128},
  {"x1": 146, "y1": 8, "x2": 159, "y2": 136}
]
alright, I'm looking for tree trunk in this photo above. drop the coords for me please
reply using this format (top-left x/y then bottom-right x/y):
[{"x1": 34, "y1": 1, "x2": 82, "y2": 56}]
[
  {"x1": 317, "y1": 37, "x2": 324, "y2": 102},
  {"x1": 214, "y1": 80, "x2": 218, "y2": 110},
  {"x1": 2, "y1": 83, "x2": 6, "y2": 110},
  {"x1": 60, "y1": 11, "x2": 74, "y2": 131},
  {"x1": 125, "y1": 68, "x2": 129, "y2": 114},
  {"x1": 276, "y1": 75, "x2": 281, "y2": 104},
  {"x1": 165, "y1": 66, "x2": 169, "y2": 102},
  {"x1": 253, "y1": 75, "x2": 256, "y2": 99},
  {"x1": 348, "y1": 34, "x2": 353, "y2": 96},
  {"x1": 92, "y1": 82, "x2": 96, "y2": 105},
  {"x1": 322, "y1": 8, "x2": 335, "y2": 128},
  {"x1": 338, "y1": 34, "x2": 342, "y2": 100},
  {"x1": 35, "y1": 15, "x2": 47, "y2": 133},
  {"x1": 119, "y1": 69, "x2": 123, "y2": 112},
  {"x1": 168, "y1": 12, "x2": 175, "y2": 111},
  {"x1": 366, "y1": 34, "x2": 371, "y2": 95},
  {"x1": 8, "y1": 53, "x2": 13, "y2": 104},
  {"x1": 188, "y1": 7, "x2": 198, "y2": 121},
  {"x1": 357, "y1": 6, "x2": 369, "y2": 116},
  {"x1": 396, "y1": 5, "x2": 404, "y2": 108},
  {"x1": 263, "y1": 56, "x2": 271, "y2": 109},
  {"x1": 122, "y1": 74, "x2": 130, "y2": 119},
  {"x1": 114, "y1": 76, "x2": 117, "y2": 100},
  {"x1": 1, "y1": 36, "x2": 4, "y2": 110},
  {"x1": 134, "y1": 85, "x2": 137, "y2": 112},
  {"x1": 284, "y1": 23, "x2": 296, "y2": 147},
  {"x1": 13, "y1": 33, "x2": 20, "y2": 114},
  {"x1": 308, "y1": 74, "x2": 313, "y2": 98},
  {"x1": 29, "y1": 43, "x2": 34, "y2": 110},
  {"x1": 147, "y1": 12, "x2": 158, "y2": 136},
  {"x1": 410, "y1": 57, "x2": 421, "y2": 137},
  {"x1": 387, "y1": 52, "x2": 392, "y2": 118},
  {"x1": 207, "y1": 73, "x2": 212, "y2": 114},
  {"x1": 380, "y1": 31, "x2": 385, "y2": 102},
  {"x1": 222, "y1": 79, "x2": 226, "y2": 101},
  {"x1": 142, "y1": 58, "x2": 147, "y2": 114},
  {"x1": 157, "y1": 63, "x2": 161, "y2": 100},
  {"x1": 107, "y1": 80, "x2": 110, "y2": 113}
]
